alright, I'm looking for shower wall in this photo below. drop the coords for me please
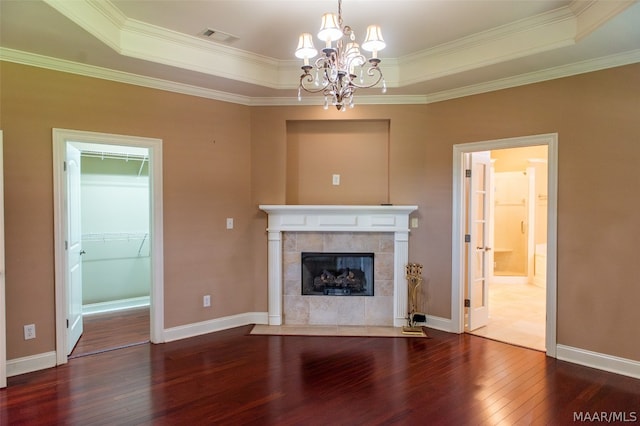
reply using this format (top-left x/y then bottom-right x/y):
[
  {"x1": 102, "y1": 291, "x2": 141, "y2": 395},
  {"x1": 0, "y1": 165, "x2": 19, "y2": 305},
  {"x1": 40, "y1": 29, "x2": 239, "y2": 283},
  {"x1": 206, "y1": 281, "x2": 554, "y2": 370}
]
[
  {"x1": 81, "y1": 156, "x2": 150, "y2": 306},
  {"x1": 491, "y1": 146, "x2": 548, "y2": 279},
  {"x1": 493, "y1": 171, "x2": 528, "y2": 275}
]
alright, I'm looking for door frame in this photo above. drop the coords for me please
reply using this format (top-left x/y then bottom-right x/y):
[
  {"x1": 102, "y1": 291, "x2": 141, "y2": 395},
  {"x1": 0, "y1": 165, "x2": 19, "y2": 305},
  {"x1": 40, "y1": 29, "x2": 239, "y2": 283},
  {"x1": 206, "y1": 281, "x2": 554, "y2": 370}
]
[
  {"x1": 0, "y1": 130, "x2": 6, "y2": 388},
  {"x1": 452, "y1": 133, "x2": 558, "y2": 357},
  {"x1": 52, "y1": 128, "x2": 164, "y2": 365}
]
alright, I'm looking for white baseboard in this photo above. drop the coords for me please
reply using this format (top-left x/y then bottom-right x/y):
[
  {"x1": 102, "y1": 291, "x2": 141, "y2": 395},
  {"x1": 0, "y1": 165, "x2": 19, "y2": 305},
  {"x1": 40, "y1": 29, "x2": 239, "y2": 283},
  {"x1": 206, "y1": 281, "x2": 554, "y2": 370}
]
[
  {"x1": 7, "y1": 351, "x2": 57, "y2": 377},
  {"x1": 424, "y1": 315, "x2": 455, "y2": 333},
  {"x1": 163, "y1": 312, "x2": 268, "y2": 342},
  {"x1": 557, "y1": 344, "x2": 640, "y2": 380},
  {"x1": 83, "y1": 296, "x2": 150, "y2": 315},
  {"x1": 7, "y1": 316, "x2": 638, "y2": 383}
]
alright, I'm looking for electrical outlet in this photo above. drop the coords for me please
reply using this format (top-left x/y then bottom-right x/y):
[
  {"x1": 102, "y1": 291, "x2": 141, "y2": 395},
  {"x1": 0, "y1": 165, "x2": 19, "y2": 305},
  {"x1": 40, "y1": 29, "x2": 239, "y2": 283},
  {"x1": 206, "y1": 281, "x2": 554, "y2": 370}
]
[
  {"x1": 226, "y1": 218, "x2": 234, "y2": 229},
  {"x1": 24, "y1": 324, "x2": 36, "y2": 340},
  {"x1": 332, "y1": 174, "x2": 340, "y2": 186},
  {"x1": 203, "y1": 295, "x2": 211, "y2": 307}
]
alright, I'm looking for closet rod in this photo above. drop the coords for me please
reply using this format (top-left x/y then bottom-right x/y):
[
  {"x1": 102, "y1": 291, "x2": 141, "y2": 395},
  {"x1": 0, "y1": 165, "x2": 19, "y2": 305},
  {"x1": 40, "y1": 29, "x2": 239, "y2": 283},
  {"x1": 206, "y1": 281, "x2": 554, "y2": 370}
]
[{"x1": 81, "y1": 151, "x2": 148, "y2": 161}]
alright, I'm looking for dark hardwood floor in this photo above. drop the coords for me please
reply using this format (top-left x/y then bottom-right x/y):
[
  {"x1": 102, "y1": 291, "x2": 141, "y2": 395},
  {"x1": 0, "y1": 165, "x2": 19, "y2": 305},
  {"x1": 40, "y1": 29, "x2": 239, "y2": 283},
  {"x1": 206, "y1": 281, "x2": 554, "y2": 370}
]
[
  {"x1": 70, "y1": 307, "x2": 150, "y2": 358},
  {"x1": 2, "y1": 325, "x2": 639, "y2": 425}
]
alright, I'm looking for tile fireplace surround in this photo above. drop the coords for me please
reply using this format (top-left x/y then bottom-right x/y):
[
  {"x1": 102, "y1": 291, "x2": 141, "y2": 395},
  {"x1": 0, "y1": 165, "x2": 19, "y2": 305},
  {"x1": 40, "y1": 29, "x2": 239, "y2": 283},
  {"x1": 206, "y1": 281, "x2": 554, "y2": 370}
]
[{"x1": 259, "y1": 205, "x2": 418, "y2": 327}]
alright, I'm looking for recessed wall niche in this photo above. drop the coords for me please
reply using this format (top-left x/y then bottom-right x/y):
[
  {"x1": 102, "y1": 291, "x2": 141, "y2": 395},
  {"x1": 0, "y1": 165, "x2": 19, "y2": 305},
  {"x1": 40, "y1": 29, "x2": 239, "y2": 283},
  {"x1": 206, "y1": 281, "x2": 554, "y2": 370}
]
[{"x1": 286, "y1": 120, "x2": 390, "y2": 205}]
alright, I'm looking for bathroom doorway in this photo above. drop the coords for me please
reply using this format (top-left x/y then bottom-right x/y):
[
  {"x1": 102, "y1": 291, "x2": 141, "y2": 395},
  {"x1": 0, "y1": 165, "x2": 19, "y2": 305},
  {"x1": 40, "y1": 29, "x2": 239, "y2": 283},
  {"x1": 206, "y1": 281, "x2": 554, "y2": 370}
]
[
  {"x1": 471, "y1": 146, "x2": 548, "y2": 351},
  {"x1": 451, "y1": 133, "x2": 557, "y2": 356}
]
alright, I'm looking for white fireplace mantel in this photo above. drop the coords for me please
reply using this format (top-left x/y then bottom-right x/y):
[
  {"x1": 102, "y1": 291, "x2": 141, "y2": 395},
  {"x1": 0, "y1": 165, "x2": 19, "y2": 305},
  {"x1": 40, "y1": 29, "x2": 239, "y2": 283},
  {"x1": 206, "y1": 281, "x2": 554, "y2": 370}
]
[{"x1": 259, "y1": 205, "x2": 418, "y2": 327}]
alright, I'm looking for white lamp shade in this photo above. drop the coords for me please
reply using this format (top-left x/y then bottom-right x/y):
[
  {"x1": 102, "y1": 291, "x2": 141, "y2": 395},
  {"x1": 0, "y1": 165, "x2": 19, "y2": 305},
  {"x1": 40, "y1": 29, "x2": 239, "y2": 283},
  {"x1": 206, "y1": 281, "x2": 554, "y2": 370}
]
[
  {"x1": 295, "y1": 33, "x2": 318, "y2": 59},
  {"x1": 361, "y1": 25, "x2": 386, "y2": 52},
  {"x1": 317, "y1": 13, "x2": 343, "y2": 42}
]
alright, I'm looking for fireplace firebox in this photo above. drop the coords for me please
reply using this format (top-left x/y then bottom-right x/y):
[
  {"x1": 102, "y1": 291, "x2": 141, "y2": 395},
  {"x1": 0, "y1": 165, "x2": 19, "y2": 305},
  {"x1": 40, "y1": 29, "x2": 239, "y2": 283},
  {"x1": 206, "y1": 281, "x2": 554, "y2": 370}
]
[{"x1": 301, "y1": 252, "x2": 374, "y2": 296}]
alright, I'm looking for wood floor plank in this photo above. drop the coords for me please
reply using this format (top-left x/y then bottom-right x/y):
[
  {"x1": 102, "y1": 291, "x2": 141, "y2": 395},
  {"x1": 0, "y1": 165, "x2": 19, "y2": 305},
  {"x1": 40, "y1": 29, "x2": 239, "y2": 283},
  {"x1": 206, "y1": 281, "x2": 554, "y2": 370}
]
[
  {"x1": 70, "y1": 307, "x2": 150, "y2": 358},
  {"x1": 1, "y1": 326, "x2": 639, "y2": 425}
]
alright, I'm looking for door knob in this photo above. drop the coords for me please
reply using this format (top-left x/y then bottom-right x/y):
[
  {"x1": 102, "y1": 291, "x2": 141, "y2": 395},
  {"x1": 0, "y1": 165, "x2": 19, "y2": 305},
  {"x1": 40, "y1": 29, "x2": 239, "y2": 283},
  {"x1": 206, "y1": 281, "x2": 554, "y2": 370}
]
[{"x1": 80, "y1": 250, "x2": 86, "y2": 255}]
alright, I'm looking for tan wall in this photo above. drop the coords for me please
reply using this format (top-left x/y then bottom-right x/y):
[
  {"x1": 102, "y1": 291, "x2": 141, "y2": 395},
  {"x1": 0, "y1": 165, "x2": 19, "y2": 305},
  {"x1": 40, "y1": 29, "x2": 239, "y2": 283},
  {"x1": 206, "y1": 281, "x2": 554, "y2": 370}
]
[
  {"x1": 251, "y1": 63, "x2": 640, "y2": 361},
  {"x1": 0, "y1": 62, "x2": 255, "y2": 358},
  {"x1": 286, "y1": 119, "x2": 390, "y2": 205},
  {"x1": 2, "y1": 61, "x2": 639, "y2": 363}
]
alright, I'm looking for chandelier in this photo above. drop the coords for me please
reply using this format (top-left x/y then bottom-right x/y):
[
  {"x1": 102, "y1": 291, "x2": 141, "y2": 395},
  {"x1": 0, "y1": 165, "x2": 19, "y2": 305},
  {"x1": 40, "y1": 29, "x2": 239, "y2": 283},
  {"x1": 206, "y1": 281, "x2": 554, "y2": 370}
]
[{"x1": 294, "y1": 0, "x2": 386, "y2": 111}]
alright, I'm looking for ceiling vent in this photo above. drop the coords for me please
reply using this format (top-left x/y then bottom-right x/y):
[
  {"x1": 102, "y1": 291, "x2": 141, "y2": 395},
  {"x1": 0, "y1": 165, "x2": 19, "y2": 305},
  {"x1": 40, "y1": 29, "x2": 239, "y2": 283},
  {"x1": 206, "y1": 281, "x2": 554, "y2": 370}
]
[{"x1": 200, "y1": 28, "x2": 239, "y2": 44}]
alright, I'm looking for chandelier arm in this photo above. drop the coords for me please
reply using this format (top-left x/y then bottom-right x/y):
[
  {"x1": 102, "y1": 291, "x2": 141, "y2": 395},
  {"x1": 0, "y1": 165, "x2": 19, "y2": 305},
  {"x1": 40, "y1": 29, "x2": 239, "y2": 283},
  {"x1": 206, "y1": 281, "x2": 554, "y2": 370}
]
[
  {"x1": 299, "y1": 72, "x2": 328, "y2": 94},
  {"x1": 348, "y1": 66, "x2": 383, "y2": 89}
]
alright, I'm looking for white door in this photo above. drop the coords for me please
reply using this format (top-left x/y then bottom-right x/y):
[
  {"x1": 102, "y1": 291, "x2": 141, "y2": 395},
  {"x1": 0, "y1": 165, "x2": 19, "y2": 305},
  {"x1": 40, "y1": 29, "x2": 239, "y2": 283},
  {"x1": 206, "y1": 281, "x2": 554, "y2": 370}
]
[
  {"x1": 66, "y1": 144, "x2": 83, "y2": 354},
  {"x1": 0, "y1": 130, "x2": 6, "y2": 388},
  {"x1": 467, "y1": 151, "x2": 492, "y2": 331}
]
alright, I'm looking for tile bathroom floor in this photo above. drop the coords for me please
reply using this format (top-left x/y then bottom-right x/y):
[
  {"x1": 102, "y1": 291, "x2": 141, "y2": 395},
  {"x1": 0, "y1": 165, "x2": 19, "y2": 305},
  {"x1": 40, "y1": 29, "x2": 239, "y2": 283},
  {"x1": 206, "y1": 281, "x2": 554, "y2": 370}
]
[{"x1": 469, "y1": 281, "x2": 546, "y2": 351}]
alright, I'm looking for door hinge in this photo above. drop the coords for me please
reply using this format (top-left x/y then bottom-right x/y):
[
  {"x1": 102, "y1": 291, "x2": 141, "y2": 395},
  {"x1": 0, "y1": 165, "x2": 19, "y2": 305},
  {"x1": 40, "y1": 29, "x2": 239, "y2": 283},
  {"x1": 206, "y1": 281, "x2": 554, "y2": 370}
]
[
  {"x1": 66, "y1": 319, "x2": 69, "y2": 328},
  {"x1": 63, "y1": 161, "x2": 67, "y2": 172},
  {"x1": 465, "y1": 169, "x2": 471, "y2": 178},
  {"x1": 65, "y1": 240, "x2": 68, "y2": 250},
  {"x1": 464, "y1": 299, "x2": 471, "y2": 308},
  {"x1": 464, "y1": 234, "x2": 471, "y2": 243}
]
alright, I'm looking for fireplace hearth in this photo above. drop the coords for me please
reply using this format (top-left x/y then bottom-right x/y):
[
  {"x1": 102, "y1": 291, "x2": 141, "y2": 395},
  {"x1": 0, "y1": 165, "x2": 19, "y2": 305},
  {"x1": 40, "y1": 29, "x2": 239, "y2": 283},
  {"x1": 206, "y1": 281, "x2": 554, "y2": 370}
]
[{"x1": 302, "y1": 252, "x2": 374, "y2": 296}]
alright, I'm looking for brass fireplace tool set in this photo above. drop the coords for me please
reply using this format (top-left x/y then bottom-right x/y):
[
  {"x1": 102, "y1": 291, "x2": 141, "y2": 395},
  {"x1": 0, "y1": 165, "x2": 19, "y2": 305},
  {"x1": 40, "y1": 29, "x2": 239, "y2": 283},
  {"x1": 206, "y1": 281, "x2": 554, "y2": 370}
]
[{"x1": 402, "y1": 263, "x2": 427, "y2": 336}]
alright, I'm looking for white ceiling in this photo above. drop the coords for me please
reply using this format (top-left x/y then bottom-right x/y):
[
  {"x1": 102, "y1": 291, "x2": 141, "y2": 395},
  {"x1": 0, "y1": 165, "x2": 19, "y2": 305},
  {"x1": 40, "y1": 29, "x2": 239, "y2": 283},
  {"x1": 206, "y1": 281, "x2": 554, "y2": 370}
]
[{"x1": 1, "y1": 0, "x2": 639, "y2": 106}]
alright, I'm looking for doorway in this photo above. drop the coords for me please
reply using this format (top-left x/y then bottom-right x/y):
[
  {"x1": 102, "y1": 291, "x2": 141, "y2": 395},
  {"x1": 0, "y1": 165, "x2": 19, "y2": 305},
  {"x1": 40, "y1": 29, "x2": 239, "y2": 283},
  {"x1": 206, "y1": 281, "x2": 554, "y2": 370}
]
[
  {"x1": 451, "y1": 134, "x2": 558, "y2": 357},
  {"x1": 52, "y1": 129, "x2": 165, "y2": 366},
  {"x1": 470, "y1": 146, "x2": 547, "y2": 351},
  {"x1": 70, "y1": 143, "x2": 151, "y2": 357}
]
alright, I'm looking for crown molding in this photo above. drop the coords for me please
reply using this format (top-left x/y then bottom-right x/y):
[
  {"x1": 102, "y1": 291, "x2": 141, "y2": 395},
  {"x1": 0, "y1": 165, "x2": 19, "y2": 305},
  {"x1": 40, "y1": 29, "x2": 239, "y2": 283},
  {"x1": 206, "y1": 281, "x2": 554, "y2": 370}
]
[
  {"x1": 40, "y1": 0, "x2": 634, "y2": 93},
  {"x1": 0, "y1": 47, "x2": 252, "y2": 105},
  {"x1": 2, "y1": 47, "x2": 638, "y2": 107},
  {"x1": 570, "y1": 0, "x2": 637, "y2": 41},
  {"x1": 396, "y1": 7, "x2": 577, "y2": 85},
  {"x1": 419, "y1": 49, "x2": 640, "y2": 104},
  {"x1": 43, "y1": 0, "x2": 286, "y2": 89}
]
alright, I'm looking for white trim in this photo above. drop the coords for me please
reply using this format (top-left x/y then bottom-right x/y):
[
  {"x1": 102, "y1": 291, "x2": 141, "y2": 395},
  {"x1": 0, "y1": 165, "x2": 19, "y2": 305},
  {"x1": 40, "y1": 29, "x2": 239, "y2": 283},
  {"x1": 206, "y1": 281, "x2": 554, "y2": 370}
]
[
  {"x1": 1, "y1": 46, "x2": 638, "y2": 107},
  {"x1": 259, "y1": 205, "x2": 418, "y2": 327},
  {"x1": 163, "y1": 312, "x2": 268, "y2": 342},
  {"x1": 37, "y1": 0, "x2": 637, "y2": 95},
  {"x1": 6, "y1": 351, "x2": 57, "y2": 378},
  {"x1": 424, "y1": 315, "x2": 455, "y2": 333},
  {"x1": 557, "y1": 344, "x2": 640, "y2": 380},
  {"x1": 0, "y1": 131, "x2": 5, "y2": 388},
  {"x1": 452, "y1": 133, "x2": 558, "y2": 358},
  {"x1": 82, "y1": 296, "x2": 150, "y2": 316},
  {"x1": 53, "y1": 129, "x2": 164, "y2": 367}
]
